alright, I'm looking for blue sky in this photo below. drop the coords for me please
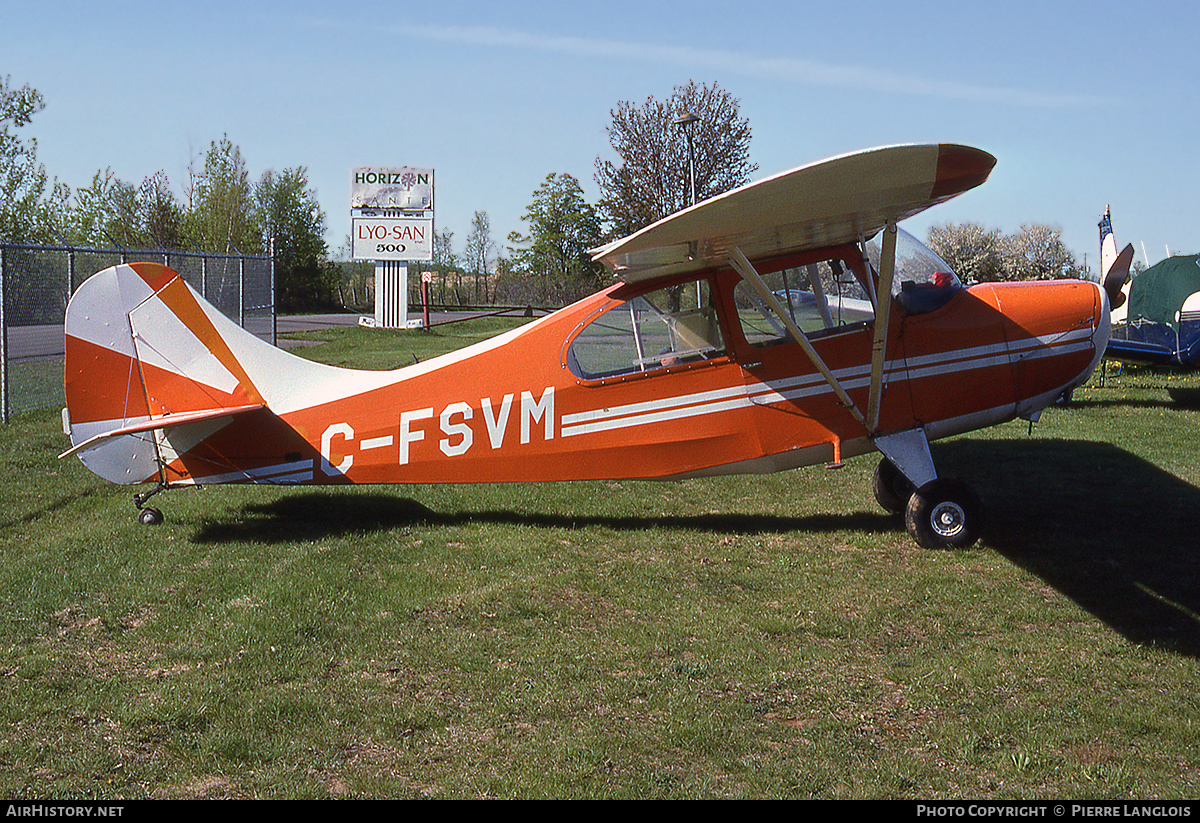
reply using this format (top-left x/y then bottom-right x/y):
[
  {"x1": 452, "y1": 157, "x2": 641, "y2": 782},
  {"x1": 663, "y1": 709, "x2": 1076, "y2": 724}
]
[{"x1": 5, "y1": 0, "x2": 1198, "y2": 271}]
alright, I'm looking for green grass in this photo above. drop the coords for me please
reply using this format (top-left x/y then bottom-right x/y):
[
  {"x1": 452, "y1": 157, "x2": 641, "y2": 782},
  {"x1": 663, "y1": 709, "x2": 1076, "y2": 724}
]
[
  {"x1": 4, "y1": 324, "x2": 1200, "y2": 798},
  {"x1": 279, "y1": 316, "x2": 534, "y2": 370},
  {"x1": 6, "y1": 359, "x2": 64, "y2": 417}
]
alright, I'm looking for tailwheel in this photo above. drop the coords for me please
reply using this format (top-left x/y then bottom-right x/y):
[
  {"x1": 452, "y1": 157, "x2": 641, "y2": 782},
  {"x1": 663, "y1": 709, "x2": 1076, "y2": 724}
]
[
  {"x1": 137, "y1": 507, "x2": 164, "y2": 526},
  {"x1": 872, "y1": 458, "x2": 915, "y2": 515},
  {"x1": 133, "y1": 482, "x2": 169, "y2": 526},
  {"x1": 904, "y1": 478, "x2": 983, "y2": 549}
]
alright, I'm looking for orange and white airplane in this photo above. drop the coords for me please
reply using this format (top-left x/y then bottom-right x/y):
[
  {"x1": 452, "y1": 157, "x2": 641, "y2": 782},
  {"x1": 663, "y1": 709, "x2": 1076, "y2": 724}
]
[{"x1": 60, "y1": 144, "x2": 1112, "y2": 548}]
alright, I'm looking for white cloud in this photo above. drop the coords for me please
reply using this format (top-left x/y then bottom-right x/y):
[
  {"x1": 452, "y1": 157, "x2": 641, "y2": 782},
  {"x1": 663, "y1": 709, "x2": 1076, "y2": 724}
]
[{"x1": 384, "y1": 23, "x2": 1100, "y2": 108}]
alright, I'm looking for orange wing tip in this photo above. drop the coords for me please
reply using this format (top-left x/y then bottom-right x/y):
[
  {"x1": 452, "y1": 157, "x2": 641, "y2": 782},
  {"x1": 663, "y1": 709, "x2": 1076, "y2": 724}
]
[{"x1": 932, "y1": 144, "x2": 997, "y2": 201}]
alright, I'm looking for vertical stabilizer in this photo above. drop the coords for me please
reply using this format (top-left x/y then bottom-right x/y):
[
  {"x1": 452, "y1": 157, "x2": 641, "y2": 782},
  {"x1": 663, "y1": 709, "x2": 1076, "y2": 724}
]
[
  {"x1": 63, "y1": 263, "x2": 266, "y2": 483},
  {"x1": 1098, "y1": 206, "x2": 1133, "y2": 314},
  {"x1": 63, "y1": 262, "x2": 403, "y2": 486}
]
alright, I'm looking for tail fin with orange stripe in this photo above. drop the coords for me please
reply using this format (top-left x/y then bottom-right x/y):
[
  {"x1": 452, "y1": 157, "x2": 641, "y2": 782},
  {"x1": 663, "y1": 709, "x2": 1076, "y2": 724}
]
[{"x1": 61, "y1": 262, "x2": 370, "y2": 496}]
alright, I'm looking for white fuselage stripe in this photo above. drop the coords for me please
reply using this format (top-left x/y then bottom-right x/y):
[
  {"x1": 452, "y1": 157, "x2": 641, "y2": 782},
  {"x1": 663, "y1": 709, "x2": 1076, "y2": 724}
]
[
  {"x1": 560, "y1": 332, "x2": 1092, "y2": 439},
  {"x1": 183, "y1": 459, "x2": 316, "y2": 486}
]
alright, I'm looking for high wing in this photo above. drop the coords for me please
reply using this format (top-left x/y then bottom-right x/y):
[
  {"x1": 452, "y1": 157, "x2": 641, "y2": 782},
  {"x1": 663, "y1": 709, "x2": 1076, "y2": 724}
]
[
  {"x1": 592, "y1": 143, "x2": 996, "y2": 442},
  {"x1": 592, "y1": 143, "x2": 996, "y2": 284}
]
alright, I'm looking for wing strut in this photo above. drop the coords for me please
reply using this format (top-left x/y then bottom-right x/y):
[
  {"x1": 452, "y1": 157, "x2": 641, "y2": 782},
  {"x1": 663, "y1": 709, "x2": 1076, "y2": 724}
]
[
  {"x1": 866, "y1": 221, "x2": 898, "y2": 432},
  {"x1": 859, "y1": 223, "x2": 940, "y2": 489},
  {"x1": 806, "y1": 263, "x2": 835, "y2": 328},
  {"x1": 728, "y1": 246, "x2": 866, "y2": 428}
]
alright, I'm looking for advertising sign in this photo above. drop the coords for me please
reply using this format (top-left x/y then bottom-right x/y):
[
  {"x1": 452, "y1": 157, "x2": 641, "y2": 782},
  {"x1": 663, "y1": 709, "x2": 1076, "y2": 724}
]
[
  {"x1": 351, "y1": 167, "x2": 434, "y2": 211},
  {"x1": 351, "y1": 215, "x2": 434, "y2": 261}
]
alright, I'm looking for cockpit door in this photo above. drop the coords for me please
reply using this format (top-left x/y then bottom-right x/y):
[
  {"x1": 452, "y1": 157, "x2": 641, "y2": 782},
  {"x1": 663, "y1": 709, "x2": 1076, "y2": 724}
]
[{"x1": 729, "y1": 251, "x2": 915, "y2": 455}]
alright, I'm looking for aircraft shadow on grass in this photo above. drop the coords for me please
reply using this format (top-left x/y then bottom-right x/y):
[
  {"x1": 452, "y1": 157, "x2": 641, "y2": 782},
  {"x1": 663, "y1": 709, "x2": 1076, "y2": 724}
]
[
  {"x1": 192, "y1": 493, "x2": 896, "y2": 544},
  {"x1": 933, "y1": 438, "x2": 1200, "y2": 656},
  {"x1": 192, "y1": 438, "x2": 1200, "y2": 656},
  {"x1": 1071, "y1": 385, "x2": 1200, "y2": 411}
]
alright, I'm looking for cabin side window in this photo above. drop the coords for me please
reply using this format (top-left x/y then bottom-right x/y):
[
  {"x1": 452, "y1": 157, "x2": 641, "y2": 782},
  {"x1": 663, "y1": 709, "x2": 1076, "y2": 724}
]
[
  {"x1": 734, "y1": 258, "x2": 873, "y2": 347},
  {"x1": 567, "y1": 279, "x2": 726, "y2": 380}
]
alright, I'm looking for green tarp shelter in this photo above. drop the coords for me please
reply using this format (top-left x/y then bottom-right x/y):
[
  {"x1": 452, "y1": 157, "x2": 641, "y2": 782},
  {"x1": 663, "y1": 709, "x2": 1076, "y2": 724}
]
[{"x1": 1129, "y1": 254, "x2": 1200, "y2": 329}]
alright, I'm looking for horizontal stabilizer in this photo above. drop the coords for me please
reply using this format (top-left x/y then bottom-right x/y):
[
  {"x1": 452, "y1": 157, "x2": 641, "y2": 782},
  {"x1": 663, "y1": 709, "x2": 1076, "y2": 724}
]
[{"x1": 59, "y1": 403, "x2": 264, "y2": 459}]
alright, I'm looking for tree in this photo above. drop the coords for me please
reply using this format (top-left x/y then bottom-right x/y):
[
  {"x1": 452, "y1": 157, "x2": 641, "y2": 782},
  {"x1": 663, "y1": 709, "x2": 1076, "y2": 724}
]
[
  {"x1": 138, "y1": 170, "x2": 183, "y2": 249},
  {"x1": 464, "y1": 210, "x2": 496, "y2": 302},
  {"x1": 508, "y1": 172, "x2": 603, "y2": 303},
  {"x1": 183, "y1": 135, "x2": 260, "y2": 253},
  {"x1": 1003, "y1": 224, "x2": 1081, "y2": 280},
  {"x1": 430, "y1": 228, "x2": 458, "y2": 303},
  {"x1": 594, "y1": 80, "x2": 756, "y2": 238},
  {"x1": 256, "y1": 166, "x2": 332, "y2": 310},
  {"x1": 927, "y1": 222, "x2": 1080, "y2": 282},
  {"x1": 68, "y1": 168, "x2": 141, "y2": 247},
  {"x1": 432, "y1": 229, "x2": 456, "y2": 271},
  {"x1": 0, "y1": 75, "x2": 68, "y2": 243},
  {"x1": 927, "y1": 222, "x2": 1005, "y2": 283},
  {"x1": 67, "y1": 168, "x2": 185, "y2": 250}
]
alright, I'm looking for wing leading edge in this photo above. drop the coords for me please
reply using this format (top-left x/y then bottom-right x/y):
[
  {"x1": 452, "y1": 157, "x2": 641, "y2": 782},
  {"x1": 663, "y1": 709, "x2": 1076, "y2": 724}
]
[{"x1": 592, "y1": 143, "x2": 996, "y2": 284}]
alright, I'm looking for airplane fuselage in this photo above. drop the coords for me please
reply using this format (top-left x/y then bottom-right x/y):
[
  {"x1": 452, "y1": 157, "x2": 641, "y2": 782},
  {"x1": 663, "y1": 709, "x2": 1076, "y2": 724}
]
[{"x1": 158, "y1": 265, "x2": 1106, "y2": 490}]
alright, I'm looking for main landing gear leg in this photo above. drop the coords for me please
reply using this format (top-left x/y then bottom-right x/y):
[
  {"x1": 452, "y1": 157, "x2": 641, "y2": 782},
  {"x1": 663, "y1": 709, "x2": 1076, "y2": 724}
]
[
  {"x1": 872, "y1": 429, "x2": 983, "y2": 549},
  {"x1": 133, "y1": 482, "x2": 168, "y2": 526}
]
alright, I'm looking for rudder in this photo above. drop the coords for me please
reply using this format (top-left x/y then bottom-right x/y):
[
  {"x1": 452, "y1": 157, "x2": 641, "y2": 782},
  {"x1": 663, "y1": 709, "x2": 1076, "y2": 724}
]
[{"x1": 63, "y1": 262, "x2": 266, "y2": 484}]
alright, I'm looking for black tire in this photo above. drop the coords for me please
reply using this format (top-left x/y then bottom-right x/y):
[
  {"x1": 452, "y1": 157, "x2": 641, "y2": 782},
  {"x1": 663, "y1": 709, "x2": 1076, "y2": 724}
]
[
  {"x1": 137, "y1": 507, "x2": 163, "y2": 526},
  {"x1": 904, "y1": 478, "x2": 982, "y2": 549},
  {"x1": 873, "y1": 458, "x2": 915, "y2": 515}
]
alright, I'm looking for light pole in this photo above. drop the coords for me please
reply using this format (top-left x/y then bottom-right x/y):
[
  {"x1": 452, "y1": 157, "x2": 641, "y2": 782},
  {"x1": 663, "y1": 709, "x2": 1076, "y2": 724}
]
[
  {"x1": 674, "y1": 112, "x2": 702, "y2": 306},
  {"x1": 674, "y1": 112, "x2": 699, "y2": 208}
]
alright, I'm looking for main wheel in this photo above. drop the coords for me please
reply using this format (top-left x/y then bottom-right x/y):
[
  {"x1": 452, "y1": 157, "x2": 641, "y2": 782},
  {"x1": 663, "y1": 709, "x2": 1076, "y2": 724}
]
[
  {"x1": 904, "y1": 479, "x2": 982, "y2": 549},
  {"x1": 873, "y1": 458, "x2": 915, "y2": 515}
]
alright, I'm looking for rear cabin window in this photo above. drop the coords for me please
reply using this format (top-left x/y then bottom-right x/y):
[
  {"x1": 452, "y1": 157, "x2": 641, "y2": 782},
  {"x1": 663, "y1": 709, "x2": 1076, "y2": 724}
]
[
  {"x1": 567, "y1": 279, "x2": 726, "y2": 380},
  {"x1": 734, "y1": 257, "x2": 874, "y2": 347}
]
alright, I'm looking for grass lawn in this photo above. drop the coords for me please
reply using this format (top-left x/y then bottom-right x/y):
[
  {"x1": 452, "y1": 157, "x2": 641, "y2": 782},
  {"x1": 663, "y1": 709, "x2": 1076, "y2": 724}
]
[{"x1": 3, "y1": 320, "x2": 1200, "y2": 798}]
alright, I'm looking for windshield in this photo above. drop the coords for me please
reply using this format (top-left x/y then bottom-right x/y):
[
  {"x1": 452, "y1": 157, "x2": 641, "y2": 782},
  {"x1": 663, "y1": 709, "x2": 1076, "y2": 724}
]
[{"x1": 867, "y1": 228, "x2": 963, "y2": 314}]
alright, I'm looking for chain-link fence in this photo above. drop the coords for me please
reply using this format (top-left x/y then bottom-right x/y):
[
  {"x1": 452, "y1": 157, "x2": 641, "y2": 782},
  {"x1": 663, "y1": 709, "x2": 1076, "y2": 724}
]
[{"x1": 1, "y1": 243, "x2": 274, "y2": 422}]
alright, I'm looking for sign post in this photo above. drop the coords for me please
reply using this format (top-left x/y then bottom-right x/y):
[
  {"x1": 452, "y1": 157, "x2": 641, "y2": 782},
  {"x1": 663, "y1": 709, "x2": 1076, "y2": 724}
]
[
  {"x1": 351, "y1": 167, "x2": 434, "y2": 329},
  {"x1": 421, "y1": 270, "x2": 432, "y2": 331}
]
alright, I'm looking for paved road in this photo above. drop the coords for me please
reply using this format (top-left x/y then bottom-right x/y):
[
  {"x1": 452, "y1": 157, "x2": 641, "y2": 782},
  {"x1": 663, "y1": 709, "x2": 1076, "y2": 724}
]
[
  {"x1": 276, "y1": 313, "x2": 363, "y2": 334},
  {"x1": 6, "y1": 310, "x2": 538, "y2": 362},
  {"x1": 5, "y1": 314, "x2": 363, "y2": 363},
  {"x1": 6, "y1": 324, "x2": 66, "y2": 363}
]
